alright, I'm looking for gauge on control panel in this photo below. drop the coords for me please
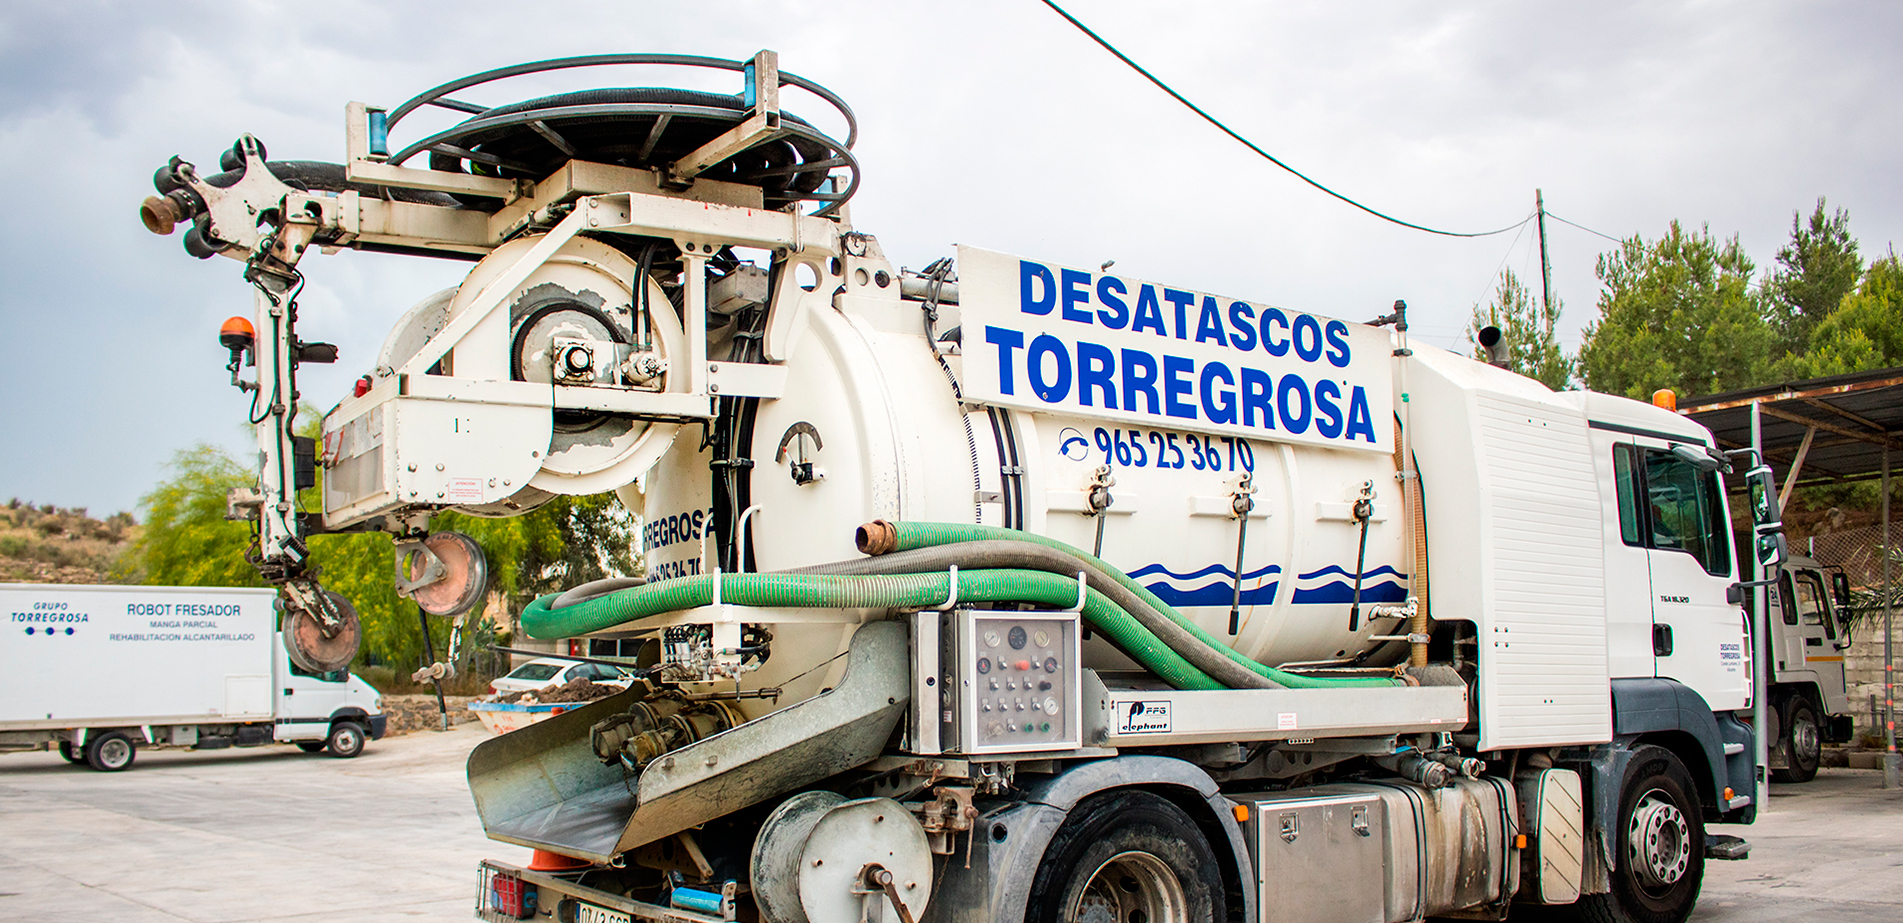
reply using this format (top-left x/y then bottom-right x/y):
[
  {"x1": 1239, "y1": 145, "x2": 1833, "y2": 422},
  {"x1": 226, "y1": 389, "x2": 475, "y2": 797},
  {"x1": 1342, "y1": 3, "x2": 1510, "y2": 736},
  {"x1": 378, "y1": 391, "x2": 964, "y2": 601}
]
[
  {"x1": 1044, "y1": 696, "x2": 1059, "y2": 716},
  {"x1": 983, "y1": 629, "x2": 1001, "y2": 648},
  {"x1": 1007, "y1": 626, "x2": 1028, "y2": 650},
  {"x1": 1034, "y1": 629, "x2": 1050, "y2": 647},
  {"x1": 977, "y1": 657, "x2": 991, "y2": 674}
]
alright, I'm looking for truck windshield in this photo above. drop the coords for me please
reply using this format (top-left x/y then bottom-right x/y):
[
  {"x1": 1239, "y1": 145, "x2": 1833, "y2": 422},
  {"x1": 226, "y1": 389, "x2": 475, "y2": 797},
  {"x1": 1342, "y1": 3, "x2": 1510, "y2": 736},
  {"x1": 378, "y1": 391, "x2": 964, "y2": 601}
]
[
  {"x1": 289, "y1": 662, "x2": 348, "y2": 683},
  {"x1": 1791, "y1": 571, "x2": 1837, "y2": 638}
]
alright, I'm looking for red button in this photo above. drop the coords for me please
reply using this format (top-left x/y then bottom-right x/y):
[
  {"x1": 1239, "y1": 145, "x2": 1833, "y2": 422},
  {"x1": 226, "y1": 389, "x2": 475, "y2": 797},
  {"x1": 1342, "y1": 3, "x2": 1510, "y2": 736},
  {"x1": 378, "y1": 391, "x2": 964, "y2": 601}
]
[{"x1": 1016, "y1": 660, "x2": 1031, "y2": 672}]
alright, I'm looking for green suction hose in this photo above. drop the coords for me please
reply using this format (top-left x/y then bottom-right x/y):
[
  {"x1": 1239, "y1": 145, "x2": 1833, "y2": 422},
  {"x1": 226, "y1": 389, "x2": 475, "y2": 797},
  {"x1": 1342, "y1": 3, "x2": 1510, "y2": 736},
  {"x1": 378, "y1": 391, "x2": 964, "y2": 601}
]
[
  {"x1": 855, "y1": 520, "x2": 1397, "y2": 689},
  {"x1": 519, "y1": 568, "x2": 1223, "y2": 690}
]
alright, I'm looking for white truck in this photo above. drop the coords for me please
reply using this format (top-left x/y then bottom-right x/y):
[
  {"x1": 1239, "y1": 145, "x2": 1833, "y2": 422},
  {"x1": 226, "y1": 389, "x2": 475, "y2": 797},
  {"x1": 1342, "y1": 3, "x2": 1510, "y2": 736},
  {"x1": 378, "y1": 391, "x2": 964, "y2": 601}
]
[
  {"x1": 0, "y1": 584, "x2": 385, "y2": 770},
  {"x1": 1764, "y1": 556, "x2": 1858, "y2": 782},
  {"x1": 139, "y1": 52, "x2": 1785, "y2": 923}
]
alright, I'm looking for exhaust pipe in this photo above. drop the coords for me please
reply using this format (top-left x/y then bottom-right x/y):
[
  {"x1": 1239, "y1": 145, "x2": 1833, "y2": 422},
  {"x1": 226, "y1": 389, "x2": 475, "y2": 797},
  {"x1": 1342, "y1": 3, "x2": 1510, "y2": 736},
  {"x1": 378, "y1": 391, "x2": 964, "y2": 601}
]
[{"x1": 1477, "y1": 325, "x2": 1509, "y2": 369}]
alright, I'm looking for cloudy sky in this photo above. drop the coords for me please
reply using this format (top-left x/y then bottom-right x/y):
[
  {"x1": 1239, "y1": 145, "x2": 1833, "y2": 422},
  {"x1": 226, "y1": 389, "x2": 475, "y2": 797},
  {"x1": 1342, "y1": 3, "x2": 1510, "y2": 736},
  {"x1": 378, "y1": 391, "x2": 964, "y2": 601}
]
[{"x1": 2, "y1": 0, "x2": 1898, "y2": 516}]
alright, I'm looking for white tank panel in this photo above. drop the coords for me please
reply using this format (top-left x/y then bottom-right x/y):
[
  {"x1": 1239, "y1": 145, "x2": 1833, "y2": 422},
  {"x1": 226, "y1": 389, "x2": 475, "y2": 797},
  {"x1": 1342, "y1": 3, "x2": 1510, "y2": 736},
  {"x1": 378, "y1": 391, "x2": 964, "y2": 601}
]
[{"x1": 647, "y1": 266, "x2": 1418, "y2": 676}]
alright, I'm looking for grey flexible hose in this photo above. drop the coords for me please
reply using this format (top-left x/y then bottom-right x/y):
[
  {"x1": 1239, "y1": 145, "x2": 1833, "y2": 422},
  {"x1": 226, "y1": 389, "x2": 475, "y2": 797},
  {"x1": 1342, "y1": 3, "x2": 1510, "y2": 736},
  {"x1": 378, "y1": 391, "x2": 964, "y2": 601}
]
[
  {"x1": 785, "y1": 539, "x2": 1282, "y2": 689},
  {"x1": 552, "y1": 577, "x2": 648, "y2": 610}
]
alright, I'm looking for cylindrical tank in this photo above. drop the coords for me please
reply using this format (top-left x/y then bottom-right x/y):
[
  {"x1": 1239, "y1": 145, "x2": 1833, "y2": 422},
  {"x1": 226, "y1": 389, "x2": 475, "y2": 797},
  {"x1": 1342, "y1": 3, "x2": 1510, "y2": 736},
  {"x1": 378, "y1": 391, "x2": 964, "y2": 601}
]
[{"x1": 638, "y1": 240, "x2": 1416, "y2": 703}]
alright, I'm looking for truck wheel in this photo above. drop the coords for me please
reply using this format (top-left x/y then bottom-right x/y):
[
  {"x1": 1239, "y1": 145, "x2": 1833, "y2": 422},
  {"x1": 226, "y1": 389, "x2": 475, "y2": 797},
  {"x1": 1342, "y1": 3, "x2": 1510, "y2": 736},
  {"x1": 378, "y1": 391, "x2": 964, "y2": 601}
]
[
  {"x1": 1574, "y1": 745, "x2": 1704, "y2": 923},
  {"x1": 326, "y1": 721, "x2": 367, "y2": 758},
  {"x1": 1025, "y1": 790, "x2": 1225, "y2": 923},
  {"x1": 1770, "y1": 698, "x2": 1821, "y2": 784},
  {"x1": 296, "y1": 741, "x2": 328, "y2": 753},
  {"x1": 58, "y1": 741, "x2": 85, "y2": 764},
  {"x1": 84, "y1": 732, "x2": 137, "y2": 772}
]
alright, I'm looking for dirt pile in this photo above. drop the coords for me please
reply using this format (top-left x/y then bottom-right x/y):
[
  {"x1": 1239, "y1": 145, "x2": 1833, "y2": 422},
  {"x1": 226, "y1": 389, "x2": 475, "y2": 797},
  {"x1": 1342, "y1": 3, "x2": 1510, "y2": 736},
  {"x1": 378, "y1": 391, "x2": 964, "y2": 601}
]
[
  {"x1": 487, "y1": 677, "x2": 627, "y2": 705},
  {"x1": 379, "y1": 694, "x2": 481, "y2": 735}
]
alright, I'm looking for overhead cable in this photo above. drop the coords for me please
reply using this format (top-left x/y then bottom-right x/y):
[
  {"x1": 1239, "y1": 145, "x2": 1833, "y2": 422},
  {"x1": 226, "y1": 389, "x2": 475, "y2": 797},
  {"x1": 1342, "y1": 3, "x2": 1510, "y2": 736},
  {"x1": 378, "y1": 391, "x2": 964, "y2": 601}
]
[
  {"x1": 1036, "y1": 0, "x2": 1530, "y2": 239},
  {"x1": 1545, "y1": 212, "x2": 1624, "y2": 243}
]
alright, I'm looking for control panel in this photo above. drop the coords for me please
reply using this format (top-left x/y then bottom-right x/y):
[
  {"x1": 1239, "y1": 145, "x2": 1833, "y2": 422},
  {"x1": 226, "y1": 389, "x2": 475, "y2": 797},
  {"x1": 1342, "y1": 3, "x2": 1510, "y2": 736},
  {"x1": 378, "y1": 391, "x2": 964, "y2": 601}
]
[{"x1": 910, "y1": 609, "x2": 1081, "y2": 755}]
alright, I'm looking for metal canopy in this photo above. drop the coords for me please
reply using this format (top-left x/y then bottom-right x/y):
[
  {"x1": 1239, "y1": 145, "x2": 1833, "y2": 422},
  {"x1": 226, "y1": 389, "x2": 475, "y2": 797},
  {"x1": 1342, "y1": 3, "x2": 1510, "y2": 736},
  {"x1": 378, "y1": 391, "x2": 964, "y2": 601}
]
[
  {"x1": 1682, "y1": 366, "x2": 1902, "y2": 791},
  {"x1": 1679, "y1": 366, "x2": 1903, "y2": 494}
]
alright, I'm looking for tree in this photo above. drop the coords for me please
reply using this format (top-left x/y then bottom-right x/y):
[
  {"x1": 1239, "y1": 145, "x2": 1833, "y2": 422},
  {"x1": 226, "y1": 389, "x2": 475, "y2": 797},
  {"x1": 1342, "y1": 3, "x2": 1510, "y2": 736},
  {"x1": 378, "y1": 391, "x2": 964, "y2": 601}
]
[
  {"x1": 134, "y1": 445, "x2": 268, "y2": 589},
  {"x1": 1466, "y1": 267, "x2": 1574, "y2": 390},
  {"x1": 1577, "y1": 221, "x2": 1776, "y2": 399},
  {"x1": 1766, "y1": 198, "x2": 1862, "y2": 351},
  {"x1": 1778, "y1": 252, "x2": 1903, "y2": 379},
  {"x1": 134, "y1": 438, "x2": 639, "y2": 670},
  {"x1": 516, "y1": 494, "x2": 641, "y2": 601}
]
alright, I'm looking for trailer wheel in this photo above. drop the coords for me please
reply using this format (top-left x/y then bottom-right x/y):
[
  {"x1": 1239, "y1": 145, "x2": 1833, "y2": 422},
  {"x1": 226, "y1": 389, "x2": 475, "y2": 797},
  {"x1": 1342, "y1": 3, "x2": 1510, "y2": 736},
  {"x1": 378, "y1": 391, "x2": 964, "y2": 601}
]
[
  {"x1": 84, "y1": 732, "x2": 136, "y2": 772},
  {"x1": 326, "y1": 721, "x2": 366, "y2": 758},
  {"x1": 1025, "y1": 790, "x2": 1224, "y2": 923},
  {"x1": 1770, "y1": 697, "x2": 1821, "y2": 784},
  {"x1": 58, "y1": 741, "x2": 85, "y2": 764},
  {"x1": 1575, "y1": 745, "x2": 1704, "y2": 923},
  {"x1": 295, "y1": 741, "x2": 328, "y2": 753}
]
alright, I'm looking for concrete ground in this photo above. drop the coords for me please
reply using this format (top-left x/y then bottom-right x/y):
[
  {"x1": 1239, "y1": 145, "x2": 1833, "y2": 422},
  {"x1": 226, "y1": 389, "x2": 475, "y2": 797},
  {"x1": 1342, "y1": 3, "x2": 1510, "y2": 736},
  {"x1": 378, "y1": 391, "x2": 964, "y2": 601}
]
[
  {"x1": 1693, "y1": 768, "x2": 1903, "y2": 922},
  {"x1": 0, "y1": 725, "x2": 508, "y2": 923},
  {"x1": 2, "y1": 730, "x2": 1899, "y2": 922}
]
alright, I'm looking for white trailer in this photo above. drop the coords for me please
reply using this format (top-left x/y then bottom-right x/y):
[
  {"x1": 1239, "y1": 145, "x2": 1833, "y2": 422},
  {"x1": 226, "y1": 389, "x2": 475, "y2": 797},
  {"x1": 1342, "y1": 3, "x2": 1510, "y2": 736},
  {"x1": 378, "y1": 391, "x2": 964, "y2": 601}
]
[
  {"x1": 139, "y1": 51, "x2": 1786, "y2": 923},
  {"x1": 0, "y1": 584, "x2": 386, "y2": 770}
]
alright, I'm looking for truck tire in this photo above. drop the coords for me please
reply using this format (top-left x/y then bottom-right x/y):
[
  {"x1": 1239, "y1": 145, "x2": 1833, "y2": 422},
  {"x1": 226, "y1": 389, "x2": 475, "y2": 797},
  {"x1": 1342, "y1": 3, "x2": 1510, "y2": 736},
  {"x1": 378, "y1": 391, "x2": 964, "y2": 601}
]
[
  {"x1": 1572, "y1": 744, "x2": 1704, "y2": 923},
  {"x1": 296, "y1": 741, "x2": 328, "y2": 753},
  {"x1": 326, "y1": 721, "x2": 367, "y2": 758},
  {"x1": 58, "y1": 741, "x2": 85, "y2": 764},
  {"x1": 1770, "y1": 697, "x2": 1821, "y2": 784},
  {"x1": 84, "y1": 732, "x2": 137, "y2": 772},
  {"x1": 1025, "y1": 790, "x2": 1225, "y2": 923}
]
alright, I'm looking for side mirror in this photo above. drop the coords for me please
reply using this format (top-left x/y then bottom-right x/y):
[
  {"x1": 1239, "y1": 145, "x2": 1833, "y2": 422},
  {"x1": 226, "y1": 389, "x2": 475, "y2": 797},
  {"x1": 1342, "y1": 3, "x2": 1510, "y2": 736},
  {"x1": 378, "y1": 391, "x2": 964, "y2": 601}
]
[
  {"x1": 1831, "y1": 571, "x2": 1851, "y2": 606},
  {"x1": 1756, "y1": 531, "x2": 1789, "y2": 570},
  {"x1": 1746, "y1": 465, "x2": 1781, "y2": 530}
]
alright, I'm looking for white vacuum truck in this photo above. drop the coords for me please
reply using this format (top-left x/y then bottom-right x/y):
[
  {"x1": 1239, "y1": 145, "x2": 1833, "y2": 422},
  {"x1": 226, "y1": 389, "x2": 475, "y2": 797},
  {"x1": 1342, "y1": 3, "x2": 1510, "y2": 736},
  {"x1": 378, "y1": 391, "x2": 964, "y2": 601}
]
[
  {"x1": 139, "y1": 52, "x2": 1785, "y2": 923},
  {"x1": 0, "y1": 585, "x2": 385, "y2": 770}
]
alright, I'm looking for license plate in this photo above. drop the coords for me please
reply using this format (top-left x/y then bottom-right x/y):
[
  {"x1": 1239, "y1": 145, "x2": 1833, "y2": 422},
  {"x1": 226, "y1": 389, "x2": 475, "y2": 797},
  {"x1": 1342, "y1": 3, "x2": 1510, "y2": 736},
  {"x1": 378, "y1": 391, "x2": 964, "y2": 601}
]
[{"x1": 572, "y1": 901, "x2": 633, "y2": 923}]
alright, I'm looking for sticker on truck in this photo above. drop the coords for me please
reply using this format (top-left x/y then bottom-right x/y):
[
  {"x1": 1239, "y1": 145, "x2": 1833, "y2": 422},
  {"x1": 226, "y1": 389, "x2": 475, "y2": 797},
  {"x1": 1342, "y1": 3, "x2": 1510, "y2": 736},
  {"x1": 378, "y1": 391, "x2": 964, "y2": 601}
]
[{"x1": 1113, "y1": 700, "x2": 1172, "y2": 734}]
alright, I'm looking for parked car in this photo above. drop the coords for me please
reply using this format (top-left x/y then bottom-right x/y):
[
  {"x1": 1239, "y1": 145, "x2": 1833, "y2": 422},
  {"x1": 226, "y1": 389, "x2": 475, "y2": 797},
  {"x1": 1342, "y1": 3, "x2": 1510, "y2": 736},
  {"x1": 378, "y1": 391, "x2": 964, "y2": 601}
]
[{"x1": 489, "y1": 657, "x2": 634, "y2": 696}]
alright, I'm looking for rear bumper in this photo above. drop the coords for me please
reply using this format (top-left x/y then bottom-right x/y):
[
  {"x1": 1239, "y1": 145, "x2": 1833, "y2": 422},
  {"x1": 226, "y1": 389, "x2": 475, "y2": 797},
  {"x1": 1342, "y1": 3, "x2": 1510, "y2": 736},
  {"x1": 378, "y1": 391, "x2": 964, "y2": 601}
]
[{"x1": 367, "y1": 714, "x2": 388, "y2": 740}]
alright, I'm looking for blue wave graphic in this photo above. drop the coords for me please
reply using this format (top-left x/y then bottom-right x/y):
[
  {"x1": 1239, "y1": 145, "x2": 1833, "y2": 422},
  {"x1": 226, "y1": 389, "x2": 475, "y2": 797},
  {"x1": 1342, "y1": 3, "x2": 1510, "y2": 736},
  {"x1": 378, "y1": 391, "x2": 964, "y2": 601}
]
[
  {"x1": 1145, "y1": 581, "x2": 1281, "y2": 607},
  {"x1": 1127, "y1": 562, "x2": 1283, "y2": 582},
  {"x1": 1290, "y1": 580, "x2": 1408, "y2": 604},
  {"x1": 1296, "y1": 564, "x2": 1408, "y2": 581},
  {"x1": 1131, "y1": 560, "x2": 1408, "y2": 609}
]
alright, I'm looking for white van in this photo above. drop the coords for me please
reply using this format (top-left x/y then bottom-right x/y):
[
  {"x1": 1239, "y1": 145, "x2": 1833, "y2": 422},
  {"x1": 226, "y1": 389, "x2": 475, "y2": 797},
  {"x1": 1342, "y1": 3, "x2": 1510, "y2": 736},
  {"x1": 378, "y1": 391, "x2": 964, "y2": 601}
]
[{"x1": 0, "y1": 584, "x2": 385, "y2": 770}]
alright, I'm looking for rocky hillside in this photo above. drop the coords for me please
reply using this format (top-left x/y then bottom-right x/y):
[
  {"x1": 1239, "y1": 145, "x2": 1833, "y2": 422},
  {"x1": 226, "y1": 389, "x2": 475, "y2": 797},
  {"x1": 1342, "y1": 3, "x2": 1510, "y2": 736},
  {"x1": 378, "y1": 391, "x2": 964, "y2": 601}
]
[{"x1": 0, "y1": 500, "x2": 137, "y2": 584}]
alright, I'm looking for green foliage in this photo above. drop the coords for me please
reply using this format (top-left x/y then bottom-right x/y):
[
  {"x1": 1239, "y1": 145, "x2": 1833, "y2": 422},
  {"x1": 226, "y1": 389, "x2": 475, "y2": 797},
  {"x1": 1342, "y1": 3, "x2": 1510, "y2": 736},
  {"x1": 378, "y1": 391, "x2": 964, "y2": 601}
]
[
  {"x1": 1775, "y1": 253, "x2": 1903, "y2": 379},
  {"x1": 133, "y1": 437, "x2": 639, "y2": 671},
  {"x1": 517, "y1": 494, "x2": 641, "y2": 599},
  {"x1": 1577, "y1": 221, "x2": 1776, "y2": 399},
  {"x1": 133, "y1": 445, "x2": 267, "y2": 589},
  {"x1": 1766, "y1": 199, "x2": 1862, "y2": 350},
  {"x1": 1466, "y1": 267, "x2": 1574, "y2": 390}
]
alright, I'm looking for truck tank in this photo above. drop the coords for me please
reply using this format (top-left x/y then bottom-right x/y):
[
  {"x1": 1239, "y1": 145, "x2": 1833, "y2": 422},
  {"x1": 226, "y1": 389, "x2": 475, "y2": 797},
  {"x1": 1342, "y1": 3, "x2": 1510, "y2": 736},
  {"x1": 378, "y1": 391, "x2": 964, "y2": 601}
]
[{"x1": 628, "y1": 239, "x2": 1421, "y2": 715}]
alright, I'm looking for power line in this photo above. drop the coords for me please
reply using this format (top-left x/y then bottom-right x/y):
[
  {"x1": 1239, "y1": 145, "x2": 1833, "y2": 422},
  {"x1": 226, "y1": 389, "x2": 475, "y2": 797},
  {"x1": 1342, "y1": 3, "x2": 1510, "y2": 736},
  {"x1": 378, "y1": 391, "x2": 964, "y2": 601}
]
[
  {"x1": 1036, "y1": 0, "x2": 1530, "y2": 239},
  {"x1": 1545, "y1": 211, "x2": 1623, "y2": 244}
]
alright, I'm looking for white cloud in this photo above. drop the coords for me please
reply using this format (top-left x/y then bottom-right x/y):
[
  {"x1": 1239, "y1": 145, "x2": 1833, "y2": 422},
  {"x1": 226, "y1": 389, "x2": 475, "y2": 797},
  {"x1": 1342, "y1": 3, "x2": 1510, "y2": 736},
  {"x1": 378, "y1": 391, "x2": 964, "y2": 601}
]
[{"x1": 2, "y1": 0, "x2": 1899, "y2": 513}]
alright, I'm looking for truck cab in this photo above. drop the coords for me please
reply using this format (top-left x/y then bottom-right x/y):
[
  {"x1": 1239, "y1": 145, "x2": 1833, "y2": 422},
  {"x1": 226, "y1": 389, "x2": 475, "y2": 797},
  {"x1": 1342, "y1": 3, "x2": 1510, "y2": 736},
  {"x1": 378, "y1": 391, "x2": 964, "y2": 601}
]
[
  {"x1": 272, "y1": 633, "x2": 387, "y2": 757},
  {"x1": 1765, "y1": 555, "x2": 1856, "y2": 781}
]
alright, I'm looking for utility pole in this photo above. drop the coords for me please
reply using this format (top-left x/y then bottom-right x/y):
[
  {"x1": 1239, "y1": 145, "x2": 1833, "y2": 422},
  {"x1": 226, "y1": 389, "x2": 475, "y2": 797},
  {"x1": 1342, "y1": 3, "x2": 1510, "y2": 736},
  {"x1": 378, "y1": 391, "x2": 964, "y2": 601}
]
[{"x1": 1536, "y1": 189, "x2": 1554, "y2": 317}]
